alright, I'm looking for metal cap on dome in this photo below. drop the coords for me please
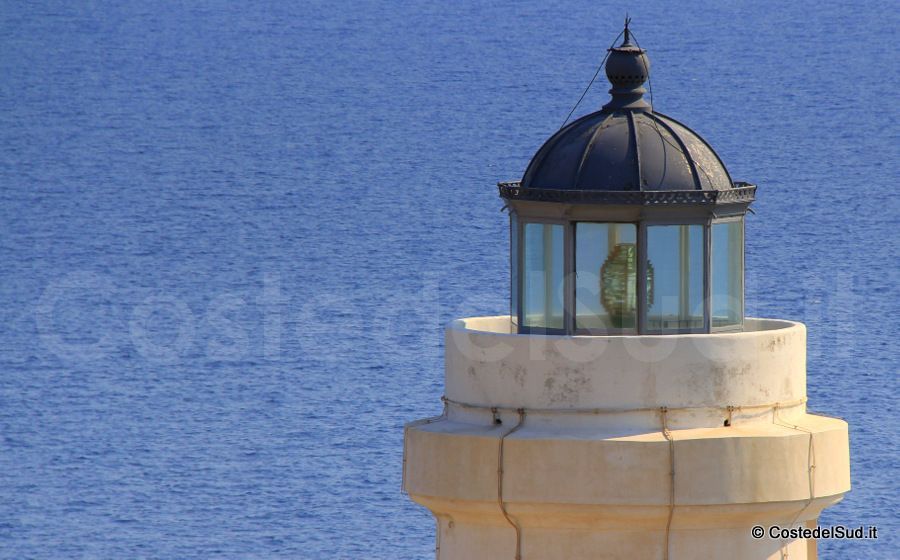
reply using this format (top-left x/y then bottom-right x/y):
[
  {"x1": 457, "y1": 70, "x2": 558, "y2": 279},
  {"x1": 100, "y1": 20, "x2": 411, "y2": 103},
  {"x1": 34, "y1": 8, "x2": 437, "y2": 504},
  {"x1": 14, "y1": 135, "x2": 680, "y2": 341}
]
[{"x1": 602, "y1": 18, "x2": 651, "y2": 112}]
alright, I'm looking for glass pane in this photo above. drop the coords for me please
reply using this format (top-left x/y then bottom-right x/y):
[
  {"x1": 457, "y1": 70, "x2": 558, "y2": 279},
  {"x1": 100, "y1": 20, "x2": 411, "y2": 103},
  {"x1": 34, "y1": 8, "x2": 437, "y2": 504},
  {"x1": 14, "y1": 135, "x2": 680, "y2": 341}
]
[
  {"x1": 575, "y1": 223, "x2": 638, "y2": 331},
  {"x1": 646, "y1": 225, "x2": 704, "y2": 331},
  {"x1": 510, "y1": 214, "x2": 518, "y2": 325},
  {"x1": 522, "y1": 223, "x2": 564, "y2": 330},
  {"x1": 712, "y1": 220, "x2": 743, "y2": 327}
]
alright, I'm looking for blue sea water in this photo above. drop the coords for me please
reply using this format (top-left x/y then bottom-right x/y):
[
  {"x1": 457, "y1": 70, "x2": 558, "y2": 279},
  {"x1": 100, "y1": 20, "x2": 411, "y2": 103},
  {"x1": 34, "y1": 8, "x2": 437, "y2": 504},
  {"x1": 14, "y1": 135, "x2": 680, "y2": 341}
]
[{"x1": 0, "y1": 1, "x2": 897, "y2": 558}]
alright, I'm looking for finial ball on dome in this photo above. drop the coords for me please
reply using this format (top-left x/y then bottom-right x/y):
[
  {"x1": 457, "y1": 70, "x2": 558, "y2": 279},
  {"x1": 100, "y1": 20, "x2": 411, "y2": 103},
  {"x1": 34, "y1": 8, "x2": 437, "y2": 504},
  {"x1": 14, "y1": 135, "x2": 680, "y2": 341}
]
[{"x1": 605, "y1": 21, "x2": 650, "y2": 90}]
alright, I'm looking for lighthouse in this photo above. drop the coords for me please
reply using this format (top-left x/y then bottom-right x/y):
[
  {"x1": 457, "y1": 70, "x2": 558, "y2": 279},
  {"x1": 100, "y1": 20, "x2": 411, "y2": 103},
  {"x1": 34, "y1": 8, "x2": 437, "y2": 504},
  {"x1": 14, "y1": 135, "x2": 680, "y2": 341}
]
[{"x1": 403, "y1": 24, "x2": 850, "y2": 560}]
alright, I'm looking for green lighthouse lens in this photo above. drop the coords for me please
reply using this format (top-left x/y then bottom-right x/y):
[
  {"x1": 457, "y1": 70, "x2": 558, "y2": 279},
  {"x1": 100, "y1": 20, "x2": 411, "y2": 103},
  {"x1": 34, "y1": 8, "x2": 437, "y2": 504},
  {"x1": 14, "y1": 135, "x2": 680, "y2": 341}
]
[
  {"x1": 575, "y1": 223, "x2": 639, "y2": 331},
  {"x1": 600, "y1": 243, "x2": 654, "y2": 329}
]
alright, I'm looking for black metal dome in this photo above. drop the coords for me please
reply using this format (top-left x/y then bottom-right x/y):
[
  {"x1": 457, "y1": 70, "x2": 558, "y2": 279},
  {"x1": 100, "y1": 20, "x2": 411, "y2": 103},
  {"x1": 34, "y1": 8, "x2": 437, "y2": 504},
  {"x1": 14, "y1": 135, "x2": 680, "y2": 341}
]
[
  {"x1": 521, "y1": 109, "x2": 733, "y2": 192},
  {"x1": 501, "y1": 25, "x2": 755, "y2": 206}
]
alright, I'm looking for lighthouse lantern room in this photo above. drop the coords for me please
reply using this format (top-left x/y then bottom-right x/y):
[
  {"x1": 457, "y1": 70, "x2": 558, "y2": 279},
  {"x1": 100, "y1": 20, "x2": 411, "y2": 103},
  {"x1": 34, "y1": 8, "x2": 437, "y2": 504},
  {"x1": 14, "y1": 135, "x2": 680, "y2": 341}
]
[{"x1": 501, "y1": 24, "x2": 752, "y2": 335}]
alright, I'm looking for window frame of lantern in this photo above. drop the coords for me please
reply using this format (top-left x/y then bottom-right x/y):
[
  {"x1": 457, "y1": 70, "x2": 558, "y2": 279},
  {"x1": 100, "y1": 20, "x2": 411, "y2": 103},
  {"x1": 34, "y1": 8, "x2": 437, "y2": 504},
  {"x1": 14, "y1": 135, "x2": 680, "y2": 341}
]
[
  {"x1": 515, "y1": 216, "x2": 569, "y2": 335},
  {"x1": 510, "y1": 210, "x2": 519, "y2": 328},
  {"x1": 638, "y1": 217, "x2": 711, "y2": 335},
  {"x1": 709, "y1": 215, "x2": 745, "y2": 333}
]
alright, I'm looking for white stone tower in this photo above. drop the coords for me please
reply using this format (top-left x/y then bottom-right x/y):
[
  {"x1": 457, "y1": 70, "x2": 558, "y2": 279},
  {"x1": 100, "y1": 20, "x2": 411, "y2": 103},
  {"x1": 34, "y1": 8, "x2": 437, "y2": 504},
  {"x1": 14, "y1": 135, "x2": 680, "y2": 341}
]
[{"x1": 403, "y1": 23, "x2": 850, "y2": 560}]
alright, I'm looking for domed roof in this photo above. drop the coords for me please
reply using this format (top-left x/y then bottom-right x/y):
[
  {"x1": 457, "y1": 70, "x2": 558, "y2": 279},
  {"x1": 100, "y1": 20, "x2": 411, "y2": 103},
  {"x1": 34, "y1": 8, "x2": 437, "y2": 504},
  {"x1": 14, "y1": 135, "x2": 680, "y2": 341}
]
[
  {"x1": 521, "y1": 109, "x2": 733, "y2": 192},
  {"x1": 502, "y1": 24, "x2": 755, "y2": 206}
]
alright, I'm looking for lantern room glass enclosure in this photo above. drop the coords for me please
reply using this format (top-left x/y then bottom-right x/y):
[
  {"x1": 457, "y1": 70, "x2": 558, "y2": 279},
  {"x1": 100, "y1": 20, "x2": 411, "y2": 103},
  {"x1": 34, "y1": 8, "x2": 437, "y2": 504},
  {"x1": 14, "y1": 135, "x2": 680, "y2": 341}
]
[{"x1": 510, "y1": 214, "x2": 744, "y2": 335}]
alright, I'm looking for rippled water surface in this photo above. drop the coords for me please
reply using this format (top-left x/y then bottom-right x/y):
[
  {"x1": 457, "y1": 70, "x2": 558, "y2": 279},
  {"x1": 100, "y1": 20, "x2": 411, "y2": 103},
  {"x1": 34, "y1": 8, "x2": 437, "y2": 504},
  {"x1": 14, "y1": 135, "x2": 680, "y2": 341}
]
[{"x1": 1, "y1": 1, "x2": 897, "y2": 558}]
